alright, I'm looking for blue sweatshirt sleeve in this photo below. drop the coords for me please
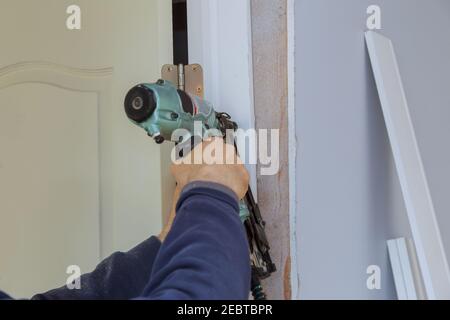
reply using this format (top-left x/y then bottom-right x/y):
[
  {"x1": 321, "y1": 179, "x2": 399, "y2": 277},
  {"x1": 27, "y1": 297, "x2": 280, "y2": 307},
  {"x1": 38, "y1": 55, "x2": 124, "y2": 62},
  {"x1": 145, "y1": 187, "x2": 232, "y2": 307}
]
[
  {"x1": 139, "y1": 181, "x2": 251, "y2": 300},
  {"x1": 0, "y1": 181, "x2": 250, "y2": 300}
]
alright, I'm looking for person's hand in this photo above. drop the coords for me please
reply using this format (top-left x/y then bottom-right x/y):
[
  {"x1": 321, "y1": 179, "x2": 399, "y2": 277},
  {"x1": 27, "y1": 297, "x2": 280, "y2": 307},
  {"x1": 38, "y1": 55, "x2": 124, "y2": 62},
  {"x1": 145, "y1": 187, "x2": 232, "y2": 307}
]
[
  {"x1": 158, "y1": 138, "x2": 249, "y2": 242},
  {"x1": 158, "y1": 185, "x2": 181, "y2": 242},
  {"x1": 171, "y1": 137, "x2": 249, "y2": 199}
]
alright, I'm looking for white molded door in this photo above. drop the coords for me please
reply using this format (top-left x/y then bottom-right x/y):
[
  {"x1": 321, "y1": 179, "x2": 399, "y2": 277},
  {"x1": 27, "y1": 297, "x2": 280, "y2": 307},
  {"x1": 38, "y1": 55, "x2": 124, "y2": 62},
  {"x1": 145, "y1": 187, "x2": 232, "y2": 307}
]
[{"x1": 0, "y1": 0, "x2": 173, "y2": 298}]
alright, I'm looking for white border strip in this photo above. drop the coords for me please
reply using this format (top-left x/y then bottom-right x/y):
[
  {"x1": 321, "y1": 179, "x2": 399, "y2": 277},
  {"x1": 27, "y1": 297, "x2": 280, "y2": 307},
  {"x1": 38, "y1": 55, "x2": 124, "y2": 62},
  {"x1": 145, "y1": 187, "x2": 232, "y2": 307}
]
[
  {"x1": 365, "y1": 31, "x2": 450, "y2": 299},
  {"x1": 287, "y1": 0, "x2": 299, "y2": 300},
  {"x1": 387, "y1": 238, "x2": 418, "y2": 300}
]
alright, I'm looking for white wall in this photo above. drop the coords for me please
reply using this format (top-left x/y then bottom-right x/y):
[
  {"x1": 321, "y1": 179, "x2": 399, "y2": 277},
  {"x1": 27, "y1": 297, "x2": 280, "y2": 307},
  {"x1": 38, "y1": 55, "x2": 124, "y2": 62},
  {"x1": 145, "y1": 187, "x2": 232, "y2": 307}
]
[{"x1": 295, "y1": 0, "x2": 450, "y2": 299}]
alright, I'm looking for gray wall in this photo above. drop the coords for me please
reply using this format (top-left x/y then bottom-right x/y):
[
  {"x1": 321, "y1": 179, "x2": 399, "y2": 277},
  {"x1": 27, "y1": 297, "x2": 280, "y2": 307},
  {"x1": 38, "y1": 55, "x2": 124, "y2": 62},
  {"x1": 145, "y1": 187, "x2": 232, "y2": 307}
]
[{"x1": 295, "y1": 0, "x2": 450, "y2": 299}]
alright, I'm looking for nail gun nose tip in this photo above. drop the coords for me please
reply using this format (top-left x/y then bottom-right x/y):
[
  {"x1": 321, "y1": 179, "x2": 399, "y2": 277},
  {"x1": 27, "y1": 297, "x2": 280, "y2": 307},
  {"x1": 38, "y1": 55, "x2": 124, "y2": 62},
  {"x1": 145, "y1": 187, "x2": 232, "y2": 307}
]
[{"x1": 124, "y1": 84, "x2": 156, "y2": 123}]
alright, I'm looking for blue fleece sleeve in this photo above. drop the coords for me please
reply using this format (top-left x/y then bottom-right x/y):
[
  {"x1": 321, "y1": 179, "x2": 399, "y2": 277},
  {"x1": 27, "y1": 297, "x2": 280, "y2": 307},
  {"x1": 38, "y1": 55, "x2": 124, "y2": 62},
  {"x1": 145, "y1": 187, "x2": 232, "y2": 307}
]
[{"x1": 140, "y1": 181, "x2": 251, "y2": 300}]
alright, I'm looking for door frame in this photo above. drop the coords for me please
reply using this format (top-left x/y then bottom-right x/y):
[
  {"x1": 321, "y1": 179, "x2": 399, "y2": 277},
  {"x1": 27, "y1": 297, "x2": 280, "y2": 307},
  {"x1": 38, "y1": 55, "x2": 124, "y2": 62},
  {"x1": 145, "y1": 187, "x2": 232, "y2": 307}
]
[
  {"x1": 186, "y1": 0, "x2": 257, "y2": 196},
  {"x1": 186, "y1": 0, "x2": 298, "y2": 299}
]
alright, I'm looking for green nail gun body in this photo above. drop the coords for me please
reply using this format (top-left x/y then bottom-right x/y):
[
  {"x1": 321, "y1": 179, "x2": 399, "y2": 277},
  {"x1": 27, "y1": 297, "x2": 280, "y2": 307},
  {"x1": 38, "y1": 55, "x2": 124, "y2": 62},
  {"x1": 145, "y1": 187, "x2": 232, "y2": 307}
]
[{"x1": 124, "y1": 80, "x2": 276, "y2": 299}]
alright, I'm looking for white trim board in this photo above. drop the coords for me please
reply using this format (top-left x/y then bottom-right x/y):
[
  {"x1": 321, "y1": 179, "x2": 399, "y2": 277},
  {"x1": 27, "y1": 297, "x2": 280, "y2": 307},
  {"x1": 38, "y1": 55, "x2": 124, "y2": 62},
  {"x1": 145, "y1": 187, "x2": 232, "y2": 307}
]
[
  {"x1": 387, "y1": 237, "x2": 426, "y2": 300},
  {"x1": 186, "y1": 0, "x2": 257, "y2": 197},
  {"x1": 365, "y1": 31, "x2": 450, "y2": 299},
  {"x1": 287, "y1": 0, "x2": 299, "y2": 300}
]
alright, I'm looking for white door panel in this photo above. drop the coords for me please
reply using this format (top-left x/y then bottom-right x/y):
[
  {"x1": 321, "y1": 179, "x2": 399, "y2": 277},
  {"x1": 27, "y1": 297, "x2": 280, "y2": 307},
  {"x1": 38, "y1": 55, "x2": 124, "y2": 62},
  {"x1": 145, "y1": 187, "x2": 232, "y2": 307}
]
[
  {"x1": 0, "y1": 0, "x2": 173, "y2": 298},
  {"x1": 0, "y1": 82, "x2": 100, "y2": 297}
]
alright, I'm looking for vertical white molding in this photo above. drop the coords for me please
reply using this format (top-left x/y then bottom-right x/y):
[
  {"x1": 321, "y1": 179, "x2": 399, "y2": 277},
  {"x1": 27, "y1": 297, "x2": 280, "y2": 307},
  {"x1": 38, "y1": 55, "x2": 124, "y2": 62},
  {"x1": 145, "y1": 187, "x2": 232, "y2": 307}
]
[
  {"x1": 406, "y1": 237, "x2": 428, "y2": 299},
  {"x1": 387, "y1": 238, "x2": 419, "y2": 300},
  {"x1": 287, "y1": 0, "x2": 299, "y2": 300},
  {"x1": 366, "y1": 31, "x2": 450, "y2": 299},
  {"x1": 187, "y1": 0, "x2": 257, "y2": 198}
]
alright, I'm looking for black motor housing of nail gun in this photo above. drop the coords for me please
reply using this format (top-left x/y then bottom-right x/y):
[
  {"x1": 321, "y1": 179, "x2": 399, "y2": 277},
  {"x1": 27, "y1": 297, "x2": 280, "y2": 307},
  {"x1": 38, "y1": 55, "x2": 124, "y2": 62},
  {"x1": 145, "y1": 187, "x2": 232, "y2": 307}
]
[{"x1": 124, "y1": 80, "x2": 276, "y2": 299}]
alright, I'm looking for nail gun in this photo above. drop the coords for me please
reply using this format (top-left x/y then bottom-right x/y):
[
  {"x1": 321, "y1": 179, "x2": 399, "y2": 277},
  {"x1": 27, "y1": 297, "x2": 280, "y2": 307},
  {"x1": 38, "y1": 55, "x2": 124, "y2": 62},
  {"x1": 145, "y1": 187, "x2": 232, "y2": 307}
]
[{"x1": 124, "y1": 79, "x2": 276, "y2": 299}]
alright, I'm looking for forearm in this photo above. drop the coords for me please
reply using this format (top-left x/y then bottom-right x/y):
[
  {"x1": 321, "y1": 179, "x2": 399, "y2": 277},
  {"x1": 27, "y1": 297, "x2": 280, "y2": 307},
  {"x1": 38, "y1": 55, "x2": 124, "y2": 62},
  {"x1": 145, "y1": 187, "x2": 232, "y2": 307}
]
[
  {"x1": 140, "y1": 182, "x2": 251, "y2": 300},
  {"x1": 159, "y1": 185, "x2": 181, "y2": 242}
]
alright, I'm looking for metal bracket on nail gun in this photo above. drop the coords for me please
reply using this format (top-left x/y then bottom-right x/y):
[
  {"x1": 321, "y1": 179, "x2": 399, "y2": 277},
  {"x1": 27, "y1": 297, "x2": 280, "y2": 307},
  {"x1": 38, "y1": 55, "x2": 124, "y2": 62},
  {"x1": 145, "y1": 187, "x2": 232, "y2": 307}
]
[{"x1": 161, "y1": 64, "x2": 204, "y2": 98}]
